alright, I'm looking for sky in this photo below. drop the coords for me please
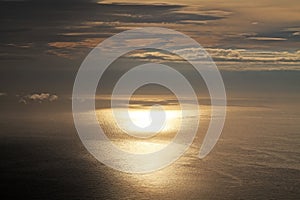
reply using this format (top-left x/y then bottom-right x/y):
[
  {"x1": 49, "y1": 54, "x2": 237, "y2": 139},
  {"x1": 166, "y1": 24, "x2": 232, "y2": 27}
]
[{"x1": 0, "y1": 0, "x2": 299, "y2": 108}]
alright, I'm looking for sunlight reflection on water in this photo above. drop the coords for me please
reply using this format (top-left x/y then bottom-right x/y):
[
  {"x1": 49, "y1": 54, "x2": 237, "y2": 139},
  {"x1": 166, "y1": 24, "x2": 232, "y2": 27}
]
[{"x1": 96, "y1": 105, "x2": 201, "y2": 154}]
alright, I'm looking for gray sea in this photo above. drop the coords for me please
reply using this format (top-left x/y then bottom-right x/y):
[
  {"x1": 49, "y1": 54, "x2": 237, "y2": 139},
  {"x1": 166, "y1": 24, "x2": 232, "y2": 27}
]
[{"x1": 1, "y1": 97, "x2": 299, "y2": 199}]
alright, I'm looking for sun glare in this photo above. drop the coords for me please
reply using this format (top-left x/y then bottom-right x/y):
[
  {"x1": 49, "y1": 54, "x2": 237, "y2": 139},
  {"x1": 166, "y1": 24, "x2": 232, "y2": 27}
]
[
  {"x1": 116, "y1": 108, "x2": 182, "y2": 136},
  {"x1": 96, "y1": 106, "x2": 184, "y2": 153}
]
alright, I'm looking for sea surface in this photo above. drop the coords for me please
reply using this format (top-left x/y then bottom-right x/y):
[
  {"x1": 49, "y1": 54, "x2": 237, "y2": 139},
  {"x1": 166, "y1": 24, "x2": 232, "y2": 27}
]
[{"x1": 0, "y1": 98, "x2": 299, "y2": 199}]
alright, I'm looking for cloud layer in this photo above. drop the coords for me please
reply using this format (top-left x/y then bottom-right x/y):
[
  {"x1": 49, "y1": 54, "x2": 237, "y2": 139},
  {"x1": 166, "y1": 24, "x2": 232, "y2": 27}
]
[{"x1": 126, "y1": 48, "x2": 300, "y2": 71}]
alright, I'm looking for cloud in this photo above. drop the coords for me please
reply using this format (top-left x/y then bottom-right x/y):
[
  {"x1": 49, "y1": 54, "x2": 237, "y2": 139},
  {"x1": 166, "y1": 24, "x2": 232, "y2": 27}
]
[
  {"x1": 18, "y1": 98, "x2": 27, "y2": 104},
  {"x1": 293, "y1": 32, "x2": 300, "y2": 36},
  {"x1": 126, "y1": 48, "x2": 300, "y2": 71},
  {"x1": 173, "y1": 48, "x2": 300, "y2": 63},
  {"x1": 127, "y1": 50, "x2": 184, "y2": 62},
  {"x1": 247, "y1": 37, "x2": 287, "y2": 41},
  {"x1": 49, "y1": 95, "x2": 58, "y2": 101},
  {"x1": 48, "y1": 38, "x2": 104, "y2": 49},
  {"x1": 210, "y1": 49, "x2": 300, "y2": 63},
  {"x1": 19, "y1": 93, "x2": 58, "y2": 104},
  {"x1": 44, "y1": 9, "x2": 221, "y2": 59}
]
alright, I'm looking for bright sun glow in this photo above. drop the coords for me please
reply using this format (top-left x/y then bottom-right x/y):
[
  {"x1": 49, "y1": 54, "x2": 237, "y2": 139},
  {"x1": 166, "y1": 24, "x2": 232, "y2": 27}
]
[
  {"x1": 116, "y1": 108, "x2": 182, "y2": 135},
  {"x1": 129, "y1": 109, "x2": 153, "y2": 128}
]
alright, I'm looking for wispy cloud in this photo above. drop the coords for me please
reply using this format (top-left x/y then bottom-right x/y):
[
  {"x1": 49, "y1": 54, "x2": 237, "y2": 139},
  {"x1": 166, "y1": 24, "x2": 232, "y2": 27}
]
[
  {"x1": 128, "y1": 48, "x2": 300, "y2": 63},
  {"x1": 126, "y1": 48, "x2": 300, "y2": 71},
  {"x1": 247, "y1": 37, "x2": 287, "y2": 41},
  {"x1": 128, "y1": 50, "x2": 183, "y2": 62},
  {"x1": 209, "y1": 49, "x2": 300, "y2": 63}
]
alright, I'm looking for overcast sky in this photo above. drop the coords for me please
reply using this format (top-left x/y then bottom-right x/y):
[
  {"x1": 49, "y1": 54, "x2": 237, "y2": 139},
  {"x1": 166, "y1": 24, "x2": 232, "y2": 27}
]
[{"x1": 0, "y1": 0, "x2": 299, "y2": 106}]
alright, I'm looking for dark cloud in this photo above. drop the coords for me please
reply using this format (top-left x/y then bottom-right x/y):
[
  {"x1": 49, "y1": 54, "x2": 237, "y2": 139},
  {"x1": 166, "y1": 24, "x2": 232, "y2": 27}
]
[{"x1": 0, "y1": 1, "x2": 225, "y2": 60}]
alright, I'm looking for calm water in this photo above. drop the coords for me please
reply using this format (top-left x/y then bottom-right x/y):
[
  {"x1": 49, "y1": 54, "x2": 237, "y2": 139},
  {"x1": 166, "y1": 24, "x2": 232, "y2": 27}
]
[{"x1": 0, "y1": 99, "x2": 299, "y2": 199}]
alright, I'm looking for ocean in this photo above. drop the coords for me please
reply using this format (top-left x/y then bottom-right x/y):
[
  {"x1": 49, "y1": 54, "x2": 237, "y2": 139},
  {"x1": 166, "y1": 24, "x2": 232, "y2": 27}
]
[{"x1": 1, "y1": 97, "x2": 299, "y2": 199}]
